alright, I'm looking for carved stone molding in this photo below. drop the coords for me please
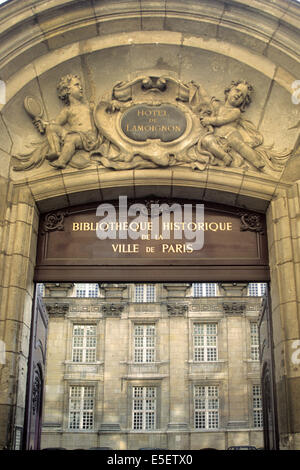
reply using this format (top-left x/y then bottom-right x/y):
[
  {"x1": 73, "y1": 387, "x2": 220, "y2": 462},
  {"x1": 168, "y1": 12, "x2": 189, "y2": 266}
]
[
  {"x1": 12, "y1": 74, "x2": 291, "y2": 174},
  {"x1": 45, "y1": 303, "x2": 69, "y2": 316},
  {"x1": 102, "y1": 303, "x2": 124, "y2": 317},
  {"x1": 41, "y1": 210, "x2": 68, "y2": 235},
  {"x1": 238, "y1": 211, "x2": 264, "y2": 234},
  {"x1": 32, "y1": 371, "x2": 41, "y2": 416},
  {"x1": 222, "y1": 302, "x2": 246, "y2": 316},
  {"x1": 167, "y1": 423, "x2": 189, "y2": 430},
  {"x1": 69, "y1": 304, "x2": 102, "y2": 313},
  {"x1": 192, "y1": 303, "x2": 223, "y2": 312},
  {"x1": 167, "y1": 304, "x2": 188, "y2": 316},
  {"x1": 99, "y1": 423, "x2": 121, "y2": 433}
]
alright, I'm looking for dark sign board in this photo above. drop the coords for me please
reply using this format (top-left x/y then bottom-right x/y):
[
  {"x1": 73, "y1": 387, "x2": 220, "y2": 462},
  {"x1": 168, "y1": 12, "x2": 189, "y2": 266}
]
[
  {"x1": 121, "y1": 104, "x2": 187, "y2": 142},
  {"x1": 35, "y1": 200, "x2": 269, "y2": 282}
]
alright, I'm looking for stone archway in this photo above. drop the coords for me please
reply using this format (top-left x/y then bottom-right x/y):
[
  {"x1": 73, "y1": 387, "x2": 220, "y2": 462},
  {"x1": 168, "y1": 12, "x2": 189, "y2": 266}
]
[{"x1": 0, "y1": 0, "x2": 299, "y2": 450}]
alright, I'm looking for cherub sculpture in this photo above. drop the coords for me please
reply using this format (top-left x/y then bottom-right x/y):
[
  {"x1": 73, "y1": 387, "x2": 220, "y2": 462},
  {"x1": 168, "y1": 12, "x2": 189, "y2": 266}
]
[
  {"x1": 13, "y1": 74, "x2": 290, "y2": 174},
  {"x1": 184, "y1": 79, "x2": 289, "y2": 172},
  {"x1": 14, "y1": 74, "x2": 102, "y2": 171},
  {"x1": 199, "y1": 80, "x2": 264, "y2": 169}
]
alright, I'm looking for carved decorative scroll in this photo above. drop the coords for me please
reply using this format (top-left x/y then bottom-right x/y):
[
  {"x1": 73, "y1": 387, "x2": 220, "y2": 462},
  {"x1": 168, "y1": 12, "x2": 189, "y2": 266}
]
[
  {"x1": 238, "y1": 212, "x2": 264, "y2": 234},
  {"x1": 41, "y1": 210, "x2": 68, "y2": 235},
  {"x1": 45, "y1": 303, "x2": 69, "y2": 316},
  {"x1": 102, "y1": 303, "x2": 124, "y2": 317},
  {"x1": 167, "y1": 304, "x2": 188, "y2": 316},
  {"x1": 32, "y1": 372, "x2": 42, "y2": 416},
  {"x1": 222, "y1": 302, "x2": 246, "y2": 315}
]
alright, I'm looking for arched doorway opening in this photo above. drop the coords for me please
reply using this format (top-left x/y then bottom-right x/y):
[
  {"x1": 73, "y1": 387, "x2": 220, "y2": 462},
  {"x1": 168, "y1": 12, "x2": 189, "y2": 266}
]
[{"x1": 24, "y1": 195, "x2": 275, "y2": 450}]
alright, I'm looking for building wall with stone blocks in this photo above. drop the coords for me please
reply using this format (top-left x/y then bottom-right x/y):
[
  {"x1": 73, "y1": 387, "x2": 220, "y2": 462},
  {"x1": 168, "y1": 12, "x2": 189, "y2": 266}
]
[
  {"x1": 0, "y1": 0, "x2": 299, "y2": 451},
  {"x1": 41, "y1": 283, "x2": 264, "y2": 450}
]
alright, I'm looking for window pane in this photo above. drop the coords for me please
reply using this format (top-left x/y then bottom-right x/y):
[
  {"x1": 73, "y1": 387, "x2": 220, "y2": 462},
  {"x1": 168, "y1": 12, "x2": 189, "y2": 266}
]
[
  {"x1": 250, "y1": 323, "x2": 260, "y2": 361},
  {"x1": 193, "y1": 283, "x2": 203, "y2": 297},
  {"x1": 206, "y1": 283, "x2": 217, "y2": 296},
  {"x1": 72, "y1": 325, "x2": 97, "y2": 363},
  {"x1": 195, "y1": 411, "x2": 206, "y2": 429},
  {"x1": 68, "y1": 386, "x2": 94, "y2": 430},
  {"x1": 133, "y1": 324, "x2": 155, "y2": 363},
  {"x1": 208, "y1": 411, "x2": 219, "y2": 428},
  {"x1": 135, "y1": 285, "x2": 145, "y2": 303},
  {"x1": 192, "y1": 283, "x2": 217, "y2": 297},
  {"x1": 194, "y1": 385, "x2": 219, "y2": 430},
  {"x1": 75, "y1": 283, "x2": 99, "y2": 298},
  {"x1": 135, "y1": 284, "x2": 156, "y2": 302},
  {"x1": 145, "y1": 412, "x2": 155, "y2": 430},
  {"x1": 146, "y1": 285, "x2": 156, "y2": 302},
  {"x1": 248, "y1": 283, "x2": 267, "y2": 296},
  {"x1": 36, "y1": 283, "x2": 45, "y2": 296},
  {"x1": 194, "y1": 323, "x2": 217, "y2": 362},
  {"x1": 132, "y1": 387, "x2": 156, "y2": 431},
  {"x1": 133, "y1": 412, "x2": 143, "y2": 430},
  {"x1": 253, "y1": 385, "x2": 263, "y2": 427}
]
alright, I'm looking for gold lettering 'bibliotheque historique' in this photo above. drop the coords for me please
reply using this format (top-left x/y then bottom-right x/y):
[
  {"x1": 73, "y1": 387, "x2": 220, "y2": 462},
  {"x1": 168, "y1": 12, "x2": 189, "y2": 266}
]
[{"x1": 72, "y1": 221, "x2": 233, "y2": 232}]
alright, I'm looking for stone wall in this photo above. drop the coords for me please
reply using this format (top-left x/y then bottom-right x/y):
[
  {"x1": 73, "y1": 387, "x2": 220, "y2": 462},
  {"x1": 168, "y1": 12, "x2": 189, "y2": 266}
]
[{"x1": 0, "y1": 0, "x2": 299, "y2": 449}]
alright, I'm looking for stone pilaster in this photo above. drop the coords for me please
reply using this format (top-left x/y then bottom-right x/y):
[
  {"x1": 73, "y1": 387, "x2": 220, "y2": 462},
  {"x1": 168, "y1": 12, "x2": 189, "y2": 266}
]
[
  {"x1": 164, "y1": 283, "x2": 190, "y2": 448},
  {"x1": 100, "y1": 285, "x2": 127, "y2": 432},
  {"x1": 99, "y1": 316, "x2": 123, "y2": 433},
  {"x1": 167, "y1": 313, "x2": 189, "y2": 449},
  {"x1": 267, "y1": 182, "x2": 300, "y2": 449},
  {"x1": 225, "y1": 311, "x2": 248, "y2": 429},
  {"x1": 0, "y1": 184, "x2": 38, "y2": 449}
]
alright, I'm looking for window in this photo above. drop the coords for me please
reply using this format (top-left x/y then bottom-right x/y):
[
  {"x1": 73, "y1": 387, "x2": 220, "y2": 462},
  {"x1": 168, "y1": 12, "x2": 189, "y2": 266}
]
[
  {"x1": 250, "y1": 323, "x2": 260, "y2": 361},
  {"x1": 253, "y1": 385, "x2": 263, "y2": 428},
  {"x1": 13, "y1": 427, "x2": 22, "y2": 450},
  {"x1": 193, "y1": 323, "x2": 218, "y2": 362},
  {"x1": 134, "y1": 284, "x2": 156, "y2": 302},
  {"x1": 192, "y1": 283, "x2": 217, "y2": 297},
  {"x1": 68, "y1": 385, "x2": 95, "y2": 430},
  {"x1": 248, "y1": 283, "x2": 267, "y2": 296},
  {"x1": 36, "y1": 283, "x2": 45, "y2": 296},
  {"x1": 75, "y1": 283, "x2": 99, "y2": 297},
  {"x1": 132, "y1": 386, "x2": 156, "y2": 430},
  {"x1": 134, "y1": 324, "x2": 156, "y2": 363},
  {"x1": 72, "y1": 325, "x2": 96, "y2": 363},
  {"x1": 194, "y1": 385, "x2": 219, "y2": 429}
]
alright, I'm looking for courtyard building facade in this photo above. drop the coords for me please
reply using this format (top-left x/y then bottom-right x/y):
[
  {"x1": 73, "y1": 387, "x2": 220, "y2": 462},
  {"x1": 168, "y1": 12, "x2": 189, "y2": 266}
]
[{"x1": 41, "y1": 282, "x2": 264, "y2": 450}]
